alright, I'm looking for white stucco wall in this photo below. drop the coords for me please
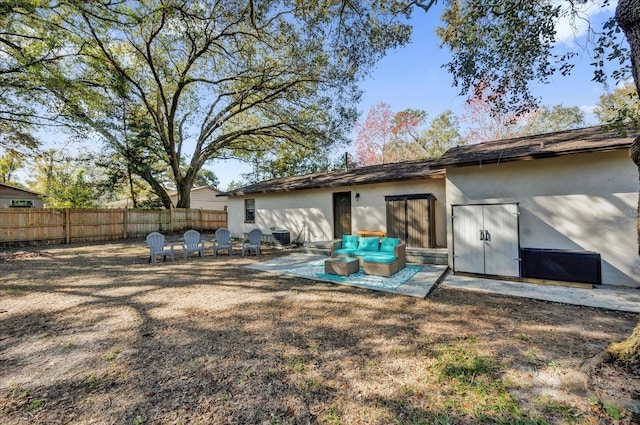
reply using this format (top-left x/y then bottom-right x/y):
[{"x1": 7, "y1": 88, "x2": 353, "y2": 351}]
[
  {"x1": 445, "y1": 150, "x2": 640, "y2": 287},
  {"x1": 226, "y1": 176, "x2": 447, "y2": 246}
]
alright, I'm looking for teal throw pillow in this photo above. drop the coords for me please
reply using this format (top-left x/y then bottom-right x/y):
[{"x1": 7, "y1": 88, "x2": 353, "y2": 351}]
[
  {"x1": 358, "y1": 237, "x2": 380, "y2": 252},
  {"x1": 380, "y1": 237, "x2": 401, "y2": 253},
  {"x1": 342, "y1": 234, "x2": 358, "y2": 249}
]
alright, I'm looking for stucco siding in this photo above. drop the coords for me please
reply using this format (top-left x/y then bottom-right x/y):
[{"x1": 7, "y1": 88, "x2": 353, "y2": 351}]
[
  {"x1": 227, "y1": 177, "x2": 447, "y2": 246},
  {"x1": 446, "y1": 150, "x2": 640, "y2": 287},
  {"x1": 178, "y1": 188, "x2": 227, "y2": 211}
]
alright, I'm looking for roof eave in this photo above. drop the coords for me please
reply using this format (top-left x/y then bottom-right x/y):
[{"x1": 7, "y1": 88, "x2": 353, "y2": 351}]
[{"x1": 432, "y1": 143, "x2": 632, "y2": 169}]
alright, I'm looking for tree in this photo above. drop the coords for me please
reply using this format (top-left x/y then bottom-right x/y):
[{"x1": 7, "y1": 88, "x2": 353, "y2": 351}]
[
  {"x1": 7, "y1": 1, "x2": 415, "y2": 209},
  {"x1": 462, "y1": 89, "x2": 524, "y2": 143},
  {"x1": 0, "y1": 149, "x2": 24, "y2": 184},
  {"x1": 28, "y1": 150, "x2": 98, "y2": 208},
  {"x1": 436, "y1": 0, "x2": 639, "y2": 367},
  {"x1": 517, "y1": 105, "x2": 585, "y2": 136},
  {"x1": 355, "y1": 102, "x2": 433, "y2": 165},
  {"x1": 354, "y1": 102, "x2": 397, "y2": 165},
  {"x1": 594, "y1": 81, "x2": 640, "y2": 125},
  {"x1": 193, "y1": 168, "x2": 220, "y2": 189},
  {"x1": 419, "y1": 110, "x2": 465, "y2": 157}
]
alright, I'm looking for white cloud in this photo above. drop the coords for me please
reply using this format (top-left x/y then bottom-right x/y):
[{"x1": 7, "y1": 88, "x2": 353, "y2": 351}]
[{"x1": 554, "y1": 0, "x2": 617, "y2": 45}]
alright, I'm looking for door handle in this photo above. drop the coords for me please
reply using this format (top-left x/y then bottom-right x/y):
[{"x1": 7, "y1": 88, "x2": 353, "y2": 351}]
[
  {"x1": 480, "y1": 230, "x2": 485, "y2": 241},
  {"x1": 484, "y1": 230, "x2": 490, "y2": 241}
]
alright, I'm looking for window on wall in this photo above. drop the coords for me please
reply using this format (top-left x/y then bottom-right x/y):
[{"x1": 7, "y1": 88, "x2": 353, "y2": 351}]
[
  {"x1": 11, "y1": 199, "x2": 34, "y2": 208},
  {"x1": 245, "y1": 199, "x2": 255, "y2": 223}
]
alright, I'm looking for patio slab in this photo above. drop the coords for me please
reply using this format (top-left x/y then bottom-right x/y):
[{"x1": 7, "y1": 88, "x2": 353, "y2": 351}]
[{"x1": 246, "y1": 253, "x2": 640, "y2": 312}]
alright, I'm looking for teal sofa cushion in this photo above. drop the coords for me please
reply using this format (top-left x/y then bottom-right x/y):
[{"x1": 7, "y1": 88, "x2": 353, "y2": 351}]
[
  {"x1": 380, "y1": 237, "x2": 401, "y2": 253},
  {"x1": 334, "y1": 248, "x2": 357, "y2": 256},
  {"x1": 358, "y1": 237, "x2": 380, "y2": 252},
  {"x1": 342, "y1": 234, "x2": 358, "y2": 249},
  {"x1": 362, "y1": 253, "x2": 396, "y2": 264}
]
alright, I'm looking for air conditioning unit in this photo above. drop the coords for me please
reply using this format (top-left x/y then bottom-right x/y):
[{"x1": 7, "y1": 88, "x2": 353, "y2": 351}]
[{"x1": 272, "y1": 230, "x2": 290, "y2": 246}]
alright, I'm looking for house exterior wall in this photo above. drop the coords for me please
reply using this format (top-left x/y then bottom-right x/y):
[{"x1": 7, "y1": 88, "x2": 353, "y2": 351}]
[
  {"x1": 445, "y1": 149, "x2": 640, "y2": 287},
  {"x1": 226, "y1": 177, "x2": 447, "y2": 246},
  {"x1": 172, "y1": 187, "x2": 228, "y2": 211},
  {"x1": 0, "y1": 185, "x2": 44, "y2": 208},
  {"x1": 108, "y1": 187, "x2": 227, "y2": 210}
]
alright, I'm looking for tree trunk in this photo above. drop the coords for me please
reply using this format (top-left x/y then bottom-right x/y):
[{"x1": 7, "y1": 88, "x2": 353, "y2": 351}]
[{"x1": 607, "y1": 0, "x2": 640, "y2": 369}]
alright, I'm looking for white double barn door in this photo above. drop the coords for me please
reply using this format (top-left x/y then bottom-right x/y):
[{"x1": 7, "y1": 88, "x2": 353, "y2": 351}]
[{"x1": 452, "y1": 203, "x2": 520, "y2": 278}]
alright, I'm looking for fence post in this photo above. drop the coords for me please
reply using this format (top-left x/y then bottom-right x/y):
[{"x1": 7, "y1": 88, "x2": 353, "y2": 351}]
[
  {"x1": 169, "y1": 205, "x2": 173, "y2": 233},
  {"x1": 123, "y1": 207, "x2": 128, "y2": 239},
  {"x1": 199, "y1": 208, "x2": 203, "y2": 232},
  {"x1": 65, "y1": 208, "x2": 71, "y2": 244}
]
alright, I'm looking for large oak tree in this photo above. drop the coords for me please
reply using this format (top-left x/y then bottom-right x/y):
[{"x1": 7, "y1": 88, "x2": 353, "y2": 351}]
[{"x1": 5, "y1": 0, "x2": 416, "y2": 208}]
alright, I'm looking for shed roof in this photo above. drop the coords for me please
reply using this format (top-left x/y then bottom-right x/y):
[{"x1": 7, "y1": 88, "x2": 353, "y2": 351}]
[
  {"x1": 430, "y1": 125, "x2": 638, "y2": 168},
  {"x1": 220, "y1": 159, "x2": 445, "y2": 196},
  {"x1": 0, "y1": 182, "x2": 43, "y2": 197}
]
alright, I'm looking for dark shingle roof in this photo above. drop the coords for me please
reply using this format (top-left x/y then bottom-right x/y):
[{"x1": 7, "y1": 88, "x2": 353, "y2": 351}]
[
  {"x1": 220, "y1": 159, "x2": 445, "y2": 196},
  {"x1": 430, "y1": 125, "x2": 638, "y2": 168}
]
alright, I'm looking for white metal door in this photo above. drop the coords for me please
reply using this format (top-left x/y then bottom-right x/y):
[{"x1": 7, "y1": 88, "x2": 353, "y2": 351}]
[
  {"x1": 452, "y1": 205, "x2": 485, "y2": 274},
  {"x1": 483, "y1": 204, "x2": 520, "y2": 277}
]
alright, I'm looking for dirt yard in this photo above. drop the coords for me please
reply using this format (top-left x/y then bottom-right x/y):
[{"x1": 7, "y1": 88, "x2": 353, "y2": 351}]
[{"x1": 1, "y1": 239, "x2": 638, "y2": 424}]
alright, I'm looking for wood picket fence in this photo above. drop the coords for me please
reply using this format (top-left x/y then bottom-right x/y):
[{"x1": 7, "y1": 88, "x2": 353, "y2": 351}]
[{"x1": 0, "y1": 207, "x2": 227, "y2": 245}]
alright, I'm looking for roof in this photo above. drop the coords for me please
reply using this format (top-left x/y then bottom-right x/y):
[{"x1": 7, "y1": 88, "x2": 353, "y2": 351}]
[
  {"x1": 0, "y1": 182, "x2": 43, "y2": 197},
  {"x1": 220, "y1": 159, "x2": 445, "y2": 196},
  {"x1": 430, "y1": 125, "x2": 638, "y2": 168}
]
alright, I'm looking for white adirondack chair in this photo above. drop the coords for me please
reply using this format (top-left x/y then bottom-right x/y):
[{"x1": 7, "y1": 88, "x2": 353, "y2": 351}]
[
  {"x1": 146, "y1": 232, "x2": 175, "y2": 263},
  {"x1": 182, "y1": 229, "x2": 205, "y2": 260},
  {"x1": 213, "y1": 228, "x2": 233, "y2": 256},
  {"x1": 241, "y1": 228, "x2": 263, "y2": 257}
]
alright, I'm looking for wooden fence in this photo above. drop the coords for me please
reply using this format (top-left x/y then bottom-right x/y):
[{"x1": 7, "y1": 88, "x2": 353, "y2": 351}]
[{"x1": 0, "y1": 207, "x2": 227, "y2": 245}]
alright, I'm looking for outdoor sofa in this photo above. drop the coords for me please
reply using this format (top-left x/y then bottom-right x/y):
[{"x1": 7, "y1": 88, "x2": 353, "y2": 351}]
[{"x1": 331, "y1": 235, "x2": 406, "y2": 277}]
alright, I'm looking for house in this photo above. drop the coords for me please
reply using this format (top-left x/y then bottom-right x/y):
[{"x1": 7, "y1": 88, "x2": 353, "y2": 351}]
[
  {"x1": 0, "y1": 183, "x2": 44, "y2": 208},
  {"x1": 108, "y1": 186, "x2": 228, "y2": 210},
  {"x1": 221, "y1": 160, "x2": 447, "y2": 248},
  {"x1": 431, "y1": 126, "x2": 640, "y2": 287},
  {"x1": 221, "y1": 126, "x2": 640, "y2": 288}
]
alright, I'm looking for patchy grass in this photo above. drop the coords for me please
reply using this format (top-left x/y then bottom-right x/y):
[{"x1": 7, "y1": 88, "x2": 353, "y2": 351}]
[{"x1": 0, "y1": 240, "x2": 638, "y2": 424}]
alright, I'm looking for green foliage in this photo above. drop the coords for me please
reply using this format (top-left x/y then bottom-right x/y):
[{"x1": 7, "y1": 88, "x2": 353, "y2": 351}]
[
  {"x1": 594, "y1": 81, "x2": 640, "y2": 127},
  {"x1": 28, "y1": 150, "x2": 98, "y2": 208},
  {"x1": 193, "y1": 168, "x2": 219, "y2": 189},
  {"x1": 438, "y1": 0, "x2": 562, "y2": 115},
  {"x1": 420, "y1": 110, "x2": 465, "y2": 157},
  {"x1": 355, "y1": 103, "x2": 462, "y2": 165},
  {"x1": 517, "y1": 105, "x2": 585, "y2": 136},
  {"x1": 3, "y1": 1, "x2": 416, "y2": 208},
  {"x1": 0, "y1": 149, "x2": 25, "y2": 183},
  {"x1": 44, "y1": 169, "x2": 97, "y2": 209}
]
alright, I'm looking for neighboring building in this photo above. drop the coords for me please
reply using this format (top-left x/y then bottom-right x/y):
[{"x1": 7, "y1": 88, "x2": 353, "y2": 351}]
[
  {"x1": 0, "y1": 183, "x2": 44, "y2": 208},
  {"x1": 221, "y1": 160, "x2": 447, "y2": 248},
  {"x1": 108, "y1": 186, "x2": 228, "y2": 211},
  {"x1": 222, "y1": 126, "x2": 640, "y2": 288}
]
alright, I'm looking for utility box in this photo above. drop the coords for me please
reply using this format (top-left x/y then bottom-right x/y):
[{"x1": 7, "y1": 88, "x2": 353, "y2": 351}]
[{"x1": 272, "y1": 230, "x2": 290, "y2": 246}]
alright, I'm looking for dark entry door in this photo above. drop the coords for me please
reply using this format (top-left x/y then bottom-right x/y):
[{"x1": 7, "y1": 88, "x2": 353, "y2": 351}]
[{"x1": 333, "y1": 192, "x2": 352, "y2": 238}]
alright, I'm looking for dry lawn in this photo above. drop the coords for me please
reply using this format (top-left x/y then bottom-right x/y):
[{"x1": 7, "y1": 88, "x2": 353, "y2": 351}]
[{"x1": 1, "y1": 239, "x2": 639, "y2": 424}]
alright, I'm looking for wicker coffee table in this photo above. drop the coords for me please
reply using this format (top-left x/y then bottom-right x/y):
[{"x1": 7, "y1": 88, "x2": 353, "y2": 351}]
[{"x1": 324, "y1": 256, "x2": 359, "y2": 276}]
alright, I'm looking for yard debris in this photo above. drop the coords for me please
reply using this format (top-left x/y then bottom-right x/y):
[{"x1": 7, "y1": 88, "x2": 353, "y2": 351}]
[{"x1": 0, "y1": 250, "x2": 52, "y2": 261}]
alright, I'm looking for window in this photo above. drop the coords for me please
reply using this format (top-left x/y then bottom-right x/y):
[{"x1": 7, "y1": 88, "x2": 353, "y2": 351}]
[
  {"x1": 245, "y1": 199, "x2": 255, "y2": 223},
  {"x1": 11, "y1": 199, "x2": 34, "y2": 208}
]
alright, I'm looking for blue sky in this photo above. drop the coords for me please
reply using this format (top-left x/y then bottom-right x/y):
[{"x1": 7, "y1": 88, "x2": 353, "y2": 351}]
[{"x1": 211, "y1": 1, "x2": 621, "y2": 190}]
